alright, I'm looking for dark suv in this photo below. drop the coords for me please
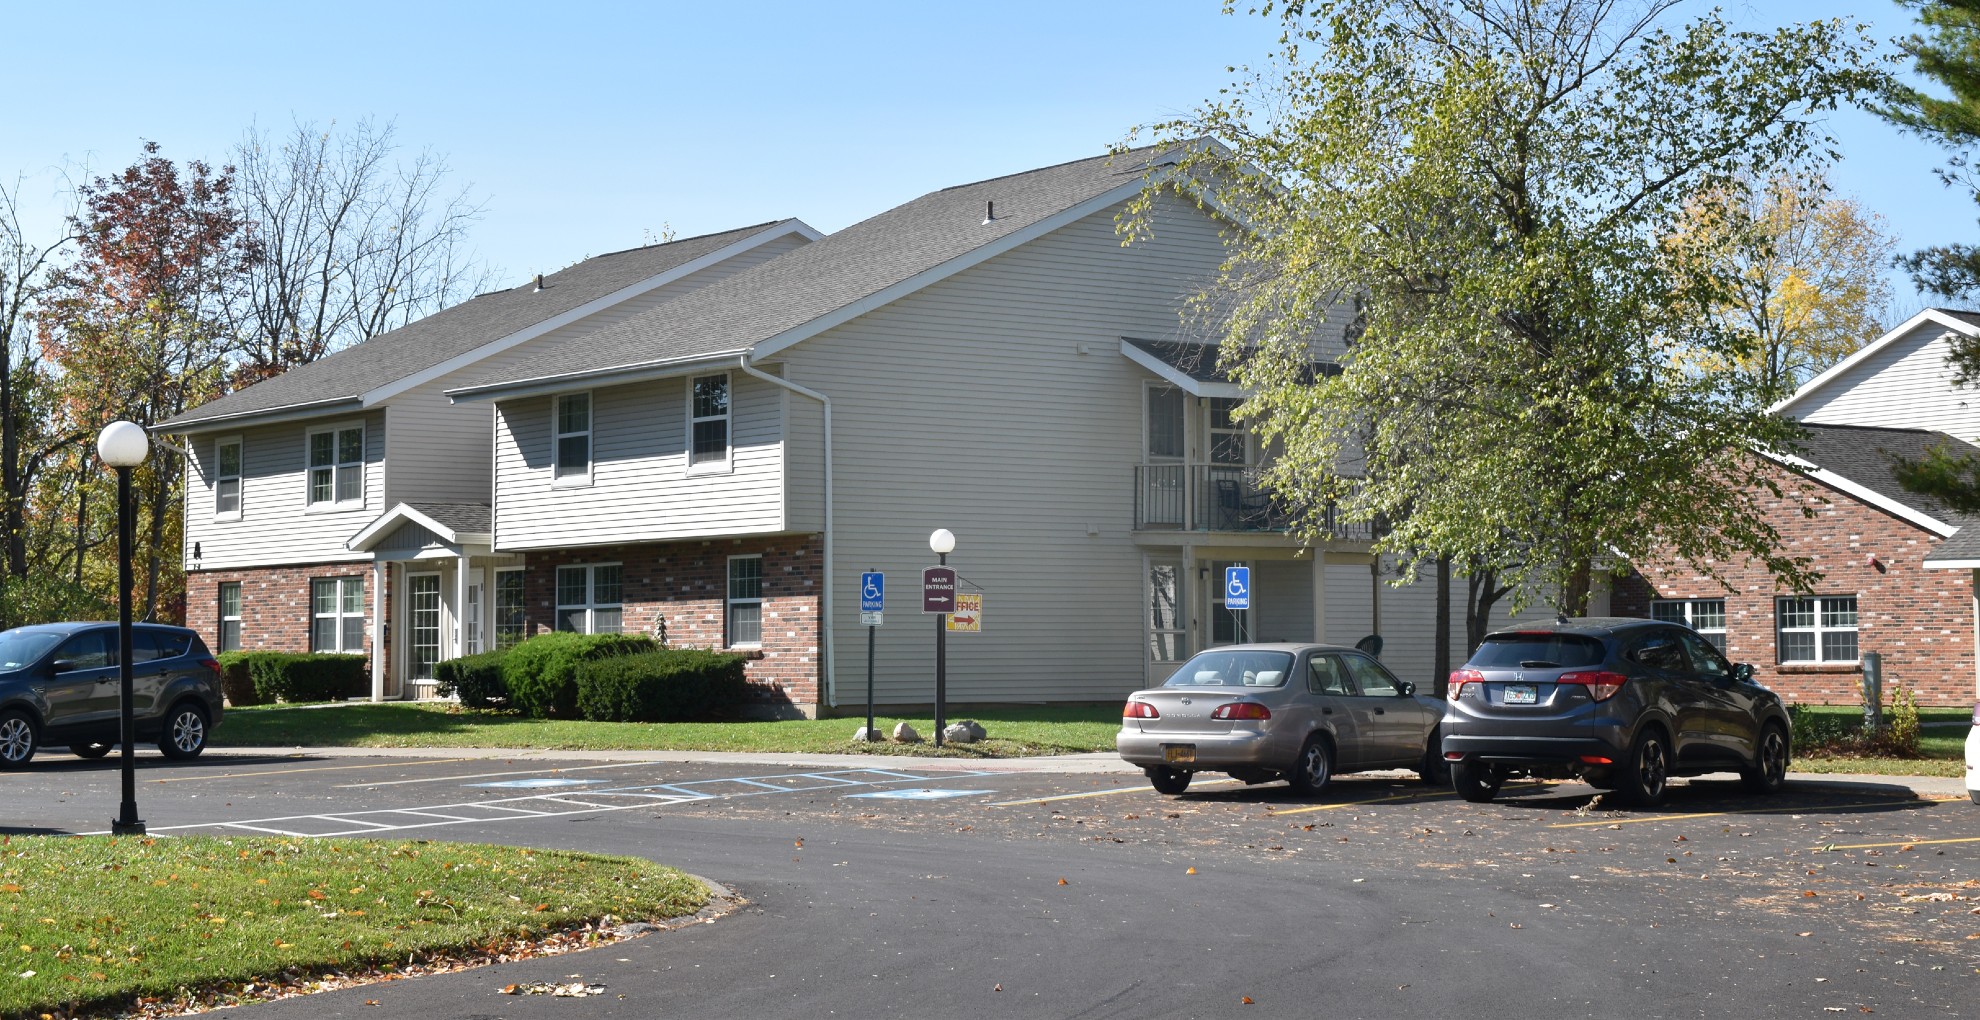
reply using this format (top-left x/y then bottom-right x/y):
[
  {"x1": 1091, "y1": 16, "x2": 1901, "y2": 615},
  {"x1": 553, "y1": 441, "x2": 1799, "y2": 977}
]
[
  {"x1": 1440, "y1": 618, "x2": 1790, "y2": 806},
  {"x1": 0, "y1": 622, "x2": 224, "y2": 767}
]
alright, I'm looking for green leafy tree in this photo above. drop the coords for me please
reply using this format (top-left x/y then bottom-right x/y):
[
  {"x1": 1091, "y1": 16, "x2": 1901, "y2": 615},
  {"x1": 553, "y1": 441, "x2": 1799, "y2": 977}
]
[
  {"x1": 1132, "y1": 0, "x2": 1884, "y2": 613},
  {"x1": 1881, "y1": 0, "x2": 1980, "y2": 298}
]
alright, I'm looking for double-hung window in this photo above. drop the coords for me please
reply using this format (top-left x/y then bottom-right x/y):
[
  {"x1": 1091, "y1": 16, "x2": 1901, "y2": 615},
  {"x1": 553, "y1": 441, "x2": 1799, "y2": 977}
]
[
  {"x1": 310, "y1": 577, "x2": 365, "y2": 653},
  {"x1": 218, "y1": 582, "x2": 242, "y2": 652},
  {"x1": 727, "y1": 555, "x2": 763, "y2": 647},
  {"x1": 555, "y1": 564, "x2": 622, "y2": 634},
  {"x1": 1776, "y1": 595, "x2": 1859, "y2": 664},
  {"x1": 214, "y1": 438, "x2": 242, "y2": 518},
  {"x1": 1651, "y1": 598, "x2": 1727, "y2": 650},
  {"x1": 494, "y1": 568, "x2": 527, "y2": 649},
  {"x1": 689, "y1": 374, "x2": 730, "y2": 470},
  {"x1": 306, "y1": 425, "x2": 364, "y2": 507},
  {"x1": 554, "y1": 393, "x2": 591, "y2": 481}
]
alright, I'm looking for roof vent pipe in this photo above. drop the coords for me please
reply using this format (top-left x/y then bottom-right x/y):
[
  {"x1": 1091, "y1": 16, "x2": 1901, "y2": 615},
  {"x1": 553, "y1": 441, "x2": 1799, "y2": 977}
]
[
  {"x1": 533, "y1": 274, "x2": 544, "y2": 292},
  {"x1": 982, "y1": 200, "x2": 994, "y2": 226}
]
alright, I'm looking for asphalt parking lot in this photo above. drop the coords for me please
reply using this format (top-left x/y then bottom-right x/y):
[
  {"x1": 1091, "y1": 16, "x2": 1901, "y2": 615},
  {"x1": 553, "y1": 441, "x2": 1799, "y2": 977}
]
[{"x1": 4, "y1": 750, "x2": 1977, "y2": 1018}]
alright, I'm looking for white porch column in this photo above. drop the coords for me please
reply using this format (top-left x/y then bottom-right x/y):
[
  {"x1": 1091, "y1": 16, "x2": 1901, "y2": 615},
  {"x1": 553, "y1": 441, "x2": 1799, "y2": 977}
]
[
  {"x1": 455, "y1": 553, "x2": 470, "y2": 663},
  {"x1": 1311, "y1": 549, "x2": 1328, "y2": 645},
  {"x1": 370, "y1": 559, "x2": 386, "y2": 703}
]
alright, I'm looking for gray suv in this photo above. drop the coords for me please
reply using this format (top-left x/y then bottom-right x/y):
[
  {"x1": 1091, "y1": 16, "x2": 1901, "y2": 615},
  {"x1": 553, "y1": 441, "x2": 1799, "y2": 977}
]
[
  {"x1": 1440, "y1": 618, "x2": 1790, "y2": 806},
  {"x1": 0, "y1": 622, "x2": 224, "y2": 767}
]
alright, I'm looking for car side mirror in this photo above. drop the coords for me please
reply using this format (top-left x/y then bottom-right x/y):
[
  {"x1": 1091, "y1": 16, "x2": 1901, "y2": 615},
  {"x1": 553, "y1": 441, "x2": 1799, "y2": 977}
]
[
  {"x1": 49, "y1": 659, "x2": 76, "y2": 674},
  {"x1": 1733, "y1": 663, "x2": 1754, "y2": 683},
  {"x1": 1398, "y1": 681, "x2": 1416, "y2": 696}
]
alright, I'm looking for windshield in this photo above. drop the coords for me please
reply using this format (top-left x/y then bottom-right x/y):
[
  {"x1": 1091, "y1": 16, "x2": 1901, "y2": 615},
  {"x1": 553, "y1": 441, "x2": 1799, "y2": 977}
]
[
  {"x1": 1164, "y1": 650, "x2": 1295, "y2": 689},
  {"x1": 0, "y1": 630, "x2": 63, "y2": 671},
  {"x1": 1467, "y1": 633, "x2": 1606, "y2": 669}
]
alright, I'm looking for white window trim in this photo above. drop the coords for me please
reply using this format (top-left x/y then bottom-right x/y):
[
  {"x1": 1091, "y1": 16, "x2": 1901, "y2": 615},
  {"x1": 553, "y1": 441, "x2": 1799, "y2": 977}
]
[
  {"x1": 310, "y1": 576, "x2": 366, "y2": 653},
  {"x1": 303, "y1": 421, "x2": 367, "y2": 512},
  {"x1": 218, "y1": 581, "x2": 242, "y2": 652},
  {"x1": 552, "y1": 391, "x2": 595, "y2": 487},
  {"x1": 213, "y1": 435, "x2": 243, "y2": 522},
  {"x1": 1144, "y1": 382, "x2": 1186, "y2": 464},
  {"x1": 726, "y1": 553, "x2": 764, "y2": 648},
  {"x1": 1651, "y1": 598, "x2": 1727, "y2": 646},
  {"x1": 686, "y1": 372, "x2": 734, "y2": 476},
  {"x1": 555, "y1": 562, "x2": 623, "y2": 634},
  {"x1": 404, "y1": 570, "x2": 443, "y2": 680},
  {"x1": 1776, "y1": 594, "x2": 1860, "y2": 665},
  {"x1": 1206, "y1": 396, "x2": 1255, "y2": 467},
  {"x1": 493, "y1": 566, "x2": 527, "y2": 649}
]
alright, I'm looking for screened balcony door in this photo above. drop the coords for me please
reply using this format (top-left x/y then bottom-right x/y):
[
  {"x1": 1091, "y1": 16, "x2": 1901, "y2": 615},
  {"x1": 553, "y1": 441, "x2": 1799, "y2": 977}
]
[{"x1": 1142, "y1": 385, "x2": 1186, "y2": 527}]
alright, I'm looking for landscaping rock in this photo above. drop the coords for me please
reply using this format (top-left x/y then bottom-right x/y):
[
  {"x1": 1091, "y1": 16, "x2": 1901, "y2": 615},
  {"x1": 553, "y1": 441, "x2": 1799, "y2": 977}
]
[
  {"x1": 891, "y1": 721, "x2": 922, "y2": 743},
  {"x1": 852, "y1": 726, "x2": 883, "y2": 742},
  {"x1": 943, "y1": 720, "x2": 987, "y2": 743}
]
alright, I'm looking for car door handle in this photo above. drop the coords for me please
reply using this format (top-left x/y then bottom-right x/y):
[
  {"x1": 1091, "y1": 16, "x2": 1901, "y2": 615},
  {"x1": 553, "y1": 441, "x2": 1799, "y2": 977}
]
[
  {"x1": 1374, "y1": 708, "x2": 1386, "y2": 715},
  {"x1": 1321, "y1": 707, "x2": 1333, "y2": 715}
]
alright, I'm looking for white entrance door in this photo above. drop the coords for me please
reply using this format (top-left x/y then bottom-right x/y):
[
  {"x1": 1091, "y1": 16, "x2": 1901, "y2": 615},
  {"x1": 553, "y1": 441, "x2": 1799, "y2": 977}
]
[
  {"x1": 408, "y1": 573, "x2": 442, "y2": 681},
  {"x1": 464, "y1": 580, "x2": 484, "y2": 657}
]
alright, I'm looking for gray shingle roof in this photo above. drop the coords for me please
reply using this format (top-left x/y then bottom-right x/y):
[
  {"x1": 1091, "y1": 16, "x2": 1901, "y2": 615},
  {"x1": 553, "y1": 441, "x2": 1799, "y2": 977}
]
[
  {"x1": 1124, "y1": 338, "x2": 1342, "y2": 385},
  {"x1": 405, "y1": 502, "x2": 490, "y2": 535},
  {"x1": 1939, "y1": 309, "x2": 1980, "y2": 329},
  {"x1": 1789, "y1": 422, "x2": 1979, "y2": 529},
  {"x1": 1926, "y1": 525, "x2": 1980, "y2": 563},
  {"x1": 158, "y1": 221, "x2": 799, "y2": 431},
  {"x1": 445, "y1": 144, "x2": 1186, "y2": 396}
]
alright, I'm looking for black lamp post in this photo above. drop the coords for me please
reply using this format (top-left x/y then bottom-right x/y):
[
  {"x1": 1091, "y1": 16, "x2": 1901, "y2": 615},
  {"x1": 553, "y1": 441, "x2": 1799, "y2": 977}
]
[
  {"x1": 929, "y1": 528, "x2": 954, "y2": 747},
  {"x1": 98, "y1": 420, "x2": 148, "y2": 837}
]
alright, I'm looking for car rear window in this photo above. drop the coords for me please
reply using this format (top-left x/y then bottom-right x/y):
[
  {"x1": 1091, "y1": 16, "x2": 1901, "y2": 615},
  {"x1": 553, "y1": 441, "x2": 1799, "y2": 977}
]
[
  {"x1": 137, "y1": 629, "x2": 193, "y2": 662},
  {"x1": 1164, "y1": 650, "x2": 1296, "y2": 688},
  {"x1": 1466, "y1": 633, "x2": 1606, "y2": 669}
]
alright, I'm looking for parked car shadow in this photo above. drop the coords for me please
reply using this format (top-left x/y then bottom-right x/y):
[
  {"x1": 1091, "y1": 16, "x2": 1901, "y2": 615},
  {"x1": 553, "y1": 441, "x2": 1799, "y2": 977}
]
[
  {"x1": 26, "y1": 751, "x2": 313, "y2": 773},
  {"x1": 0, "y1": 827, "x2": 72, "y2": 836},
  {"x1": 1482, "y1": 774, "x2": 1940, "y2": 817}
]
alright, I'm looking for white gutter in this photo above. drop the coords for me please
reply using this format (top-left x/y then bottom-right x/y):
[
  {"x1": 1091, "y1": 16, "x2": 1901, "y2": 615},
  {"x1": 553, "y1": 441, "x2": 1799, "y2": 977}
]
[{"x1": 737, "y1": 354, "x2": 836, "y2": 709}]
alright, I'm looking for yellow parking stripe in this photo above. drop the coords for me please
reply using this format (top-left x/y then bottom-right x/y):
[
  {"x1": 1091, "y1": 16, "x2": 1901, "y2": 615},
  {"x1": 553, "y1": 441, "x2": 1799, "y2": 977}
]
[
  {"x1": 1548, "y1": 798, "x2": 1935, "y2": 829},
  {"x1": 1268, "y1": 789, "x2": 1455, "y2": 815},
  {"x1": 1812, "y1": 835, "x2": 1980, "y2": 851},
  {"x1": 148, "y1": 757, "x2": 477, "y2": 784},
  {"x1": 990, "y1": 778, "x2": 1238, "y2": 807}
]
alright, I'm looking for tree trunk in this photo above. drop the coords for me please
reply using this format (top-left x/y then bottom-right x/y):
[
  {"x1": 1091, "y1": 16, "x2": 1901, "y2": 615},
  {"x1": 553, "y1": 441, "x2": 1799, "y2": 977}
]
[
  {"x1": 1433, "y1": 554, "x2": 1452, "y2": 696},
  {"x1": 72, "y1": 473, "x2": 86, "y2": 588},
  {"x1": 1465, "y1": 562, "x2": 1510, "y2": 654}
]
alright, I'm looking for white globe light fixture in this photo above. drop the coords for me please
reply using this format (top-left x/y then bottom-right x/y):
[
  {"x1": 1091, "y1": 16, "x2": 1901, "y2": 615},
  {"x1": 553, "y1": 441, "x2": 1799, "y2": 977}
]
[
  {"x1": 929, "y1": 528, "x2": 956, "y2": 555},
  {"x1": 97, "y1": 419, "x2": 150, "y2": 835},
  {"x1": 97, "y1": 420, "x2": 150, "y2": 468}
]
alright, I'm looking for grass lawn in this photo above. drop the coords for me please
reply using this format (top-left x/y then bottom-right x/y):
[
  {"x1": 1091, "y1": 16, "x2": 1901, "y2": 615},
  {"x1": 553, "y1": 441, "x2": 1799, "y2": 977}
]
[
  {"x1": 0, "y1": 836, "x2": 706, "y2": 1019},
  {"x1": 213, "y1": 702, "x2": 1124, "y2": 757},
  {"x1": 1788, "y1": 703, "x2": 1971, "y2": 778}
]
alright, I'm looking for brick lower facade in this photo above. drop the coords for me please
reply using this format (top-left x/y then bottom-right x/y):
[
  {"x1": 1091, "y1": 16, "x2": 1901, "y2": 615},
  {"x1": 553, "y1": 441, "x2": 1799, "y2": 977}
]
[
  {"x1": 1614, "y1": 465, "x2": 1976, "y2": 707},
  {"x1": 185, "y1": 562, "x2": 382, "y2": 679},
  {"x1": 522, "y1": 535, "x2": 822, "y2": 714}
]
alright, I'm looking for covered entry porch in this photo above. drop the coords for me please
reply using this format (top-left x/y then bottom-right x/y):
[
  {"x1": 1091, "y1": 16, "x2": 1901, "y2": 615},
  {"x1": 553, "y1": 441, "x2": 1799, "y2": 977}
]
[{"x1": 348, "y1": 503, "x2": 522, "y2": 700}]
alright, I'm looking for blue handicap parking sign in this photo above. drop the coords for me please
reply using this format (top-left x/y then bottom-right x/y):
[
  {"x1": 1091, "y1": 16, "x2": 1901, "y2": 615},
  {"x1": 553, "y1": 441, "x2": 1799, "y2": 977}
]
[
  {"x1": 1224, "y1": 565, "x2": 1250, "y2": 610},
  {"x1": 861, "y1": 572, "x2": 884, "y2": 612}
]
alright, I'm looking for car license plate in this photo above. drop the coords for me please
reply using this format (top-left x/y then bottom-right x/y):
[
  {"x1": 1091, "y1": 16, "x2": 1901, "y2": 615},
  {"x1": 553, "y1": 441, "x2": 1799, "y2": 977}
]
[
  {"x1": 1503, "y1": 684, "x2": 1537, "y2": 705},
  {"x1": 1164, "y1": 745, "x2": 1196, "y2": 764}
]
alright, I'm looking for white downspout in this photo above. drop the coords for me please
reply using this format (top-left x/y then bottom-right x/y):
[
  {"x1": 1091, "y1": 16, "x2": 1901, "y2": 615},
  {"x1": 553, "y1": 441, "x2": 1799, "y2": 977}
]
[{"x1": 738, "y1": 354, "x2": 835, "y2": 709}]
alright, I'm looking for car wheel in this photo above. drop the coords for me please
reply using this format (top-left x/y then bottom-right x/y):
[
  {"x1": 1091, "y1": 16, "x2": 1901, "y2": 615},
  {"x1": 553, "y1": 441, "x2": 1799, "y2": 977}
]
[
  {"x1": 1971, "y1": 789, "x2": 1980, "y2": 806},
  {"x1": 69, "y1": 743, "x2": 112, "y2": 760},
  {"x1": 1416, "y1": 728, "x2": 1450, "y2": 785},
  {"x1": 0, "y1": 710, "x2": 36, "y2": 769},
  {"x1": 158, "y1": 702, "x2": 208, "y2": 760},
  {"x1": 1286, "y1": 736, "x2": 1334, "y2": 796},
  {"x1": 1739, "y1": 723, "x2": 1790, "y2": 795},
  {"x1": 1618, "y1": 727, "x2": 1671, "y2": 807},
  {"x1": 1451, "y1": 758, "x2": 1501, "y2": 803},
  {"x1": 1146, "y1": 766, "x2": 1191, "y2": 795}
]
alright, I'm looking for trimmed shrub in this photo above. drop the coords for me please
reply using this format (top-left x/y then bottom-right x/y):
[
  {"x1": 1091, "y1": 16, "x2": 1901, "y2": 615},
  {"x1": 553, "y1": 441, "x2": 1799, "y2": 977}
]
[
  {"x1": 575, "y1": 648, "x2": 750, "y2": 723},
  {"x1": 435, "y1": 650, "x2": 510, "y2": 710},
  {"x1": 501, "y1": 632, "x2": 657, "y2": 718},
  {"x1": 215, "y1": 651, "x2": 260, "y2": 706},
  {"x1": 244, "y1": 652, "x2": 367, "y2": 703}
]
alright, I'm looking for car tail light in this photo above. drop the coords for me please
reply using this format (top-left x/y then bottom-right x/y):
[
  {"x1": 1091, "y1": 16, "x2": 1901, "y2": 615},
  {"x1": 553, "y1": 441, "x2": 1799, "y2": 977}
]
[
  {"x1": 1448, "y1": 669, "x2": 1484, "y2": 701},
  {"x1": 1123, "y1": 701, "x2": 1159, "y2": 719},
  {"x1": 1555, "y1": 670, "x2": 1628, "y2": 702},
  {"x1": 1210, "y1": 701, "x2": 1271, "y2": 721},
  {"x1": 198, "y1": 657, "x2": 222, "y2": 678},
  {"x1": 1578, "y1": 755, "x2": 1614, "y2": 765}
]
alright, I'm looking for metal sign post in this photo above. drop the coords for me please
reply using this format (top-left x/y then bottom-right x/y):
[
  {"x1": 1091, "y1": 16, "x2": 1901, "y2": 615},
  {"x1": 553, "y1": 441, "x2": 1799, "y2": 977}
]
[
  {"x1": 924, "y1": 562, "x2": 957, "y2": 746},
  {"x1": 1225, "y1": 564, "x2": 1251, "y2": 643},
  {"x1": 861, "y1": 571, "x2": 884, "y2": 740}
]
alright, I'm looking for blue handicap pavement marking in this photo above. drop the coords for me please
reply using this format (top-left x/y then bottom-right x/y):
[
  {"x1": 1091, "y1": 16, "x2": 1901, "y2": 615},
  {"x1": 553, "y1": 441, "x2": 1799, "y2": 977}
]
[
  {"x1": 469, "y1": 778, "x2": 609, "y2": 789},
  {"x1": 845, "y1": 788, "x2": 994, "y2": 801},
  {"x1": 861, "y1": 571, "x2": 885, "y2": 612}
]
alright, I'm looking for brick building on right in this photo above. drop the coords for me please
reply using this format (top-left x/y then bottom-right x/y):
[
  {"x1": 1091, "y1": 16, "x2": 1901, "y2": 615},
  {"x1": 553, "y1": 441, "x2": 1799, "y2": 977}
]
[
  {"x1": 1614, "y1": 422, "x2": 1977, "y2": 706},
  {"x1": 1617, "y1": 308, "x2": 1980, "y2": 707}
]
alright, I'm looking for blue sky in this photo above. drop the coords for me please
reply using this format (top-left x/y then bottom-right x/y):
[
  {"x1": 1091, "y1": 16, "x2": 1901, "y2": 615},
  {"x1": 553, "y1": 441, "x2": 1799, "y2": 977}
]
[{"x1": 0, "y1": 1, "x2": 1966, "y2": 308}]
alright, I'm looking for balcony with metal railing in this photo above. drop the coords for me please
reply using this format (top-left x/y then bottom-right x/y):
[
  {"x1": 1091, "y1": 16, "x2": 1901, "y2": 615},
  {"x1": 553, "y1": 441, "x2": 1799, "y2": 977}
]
[{"x1": 1132, "y1": 463, "x2": 1378, "y2": 540}]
